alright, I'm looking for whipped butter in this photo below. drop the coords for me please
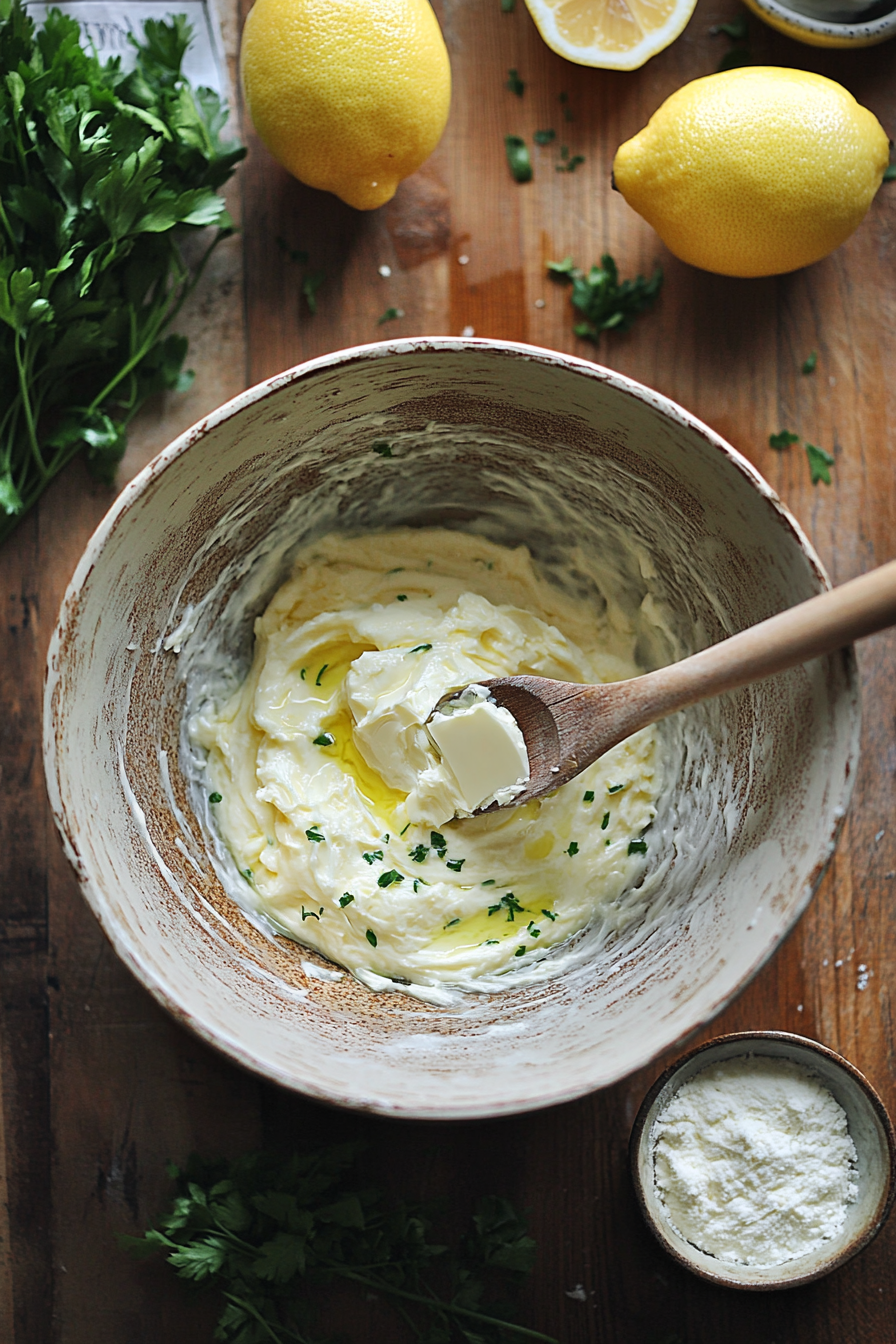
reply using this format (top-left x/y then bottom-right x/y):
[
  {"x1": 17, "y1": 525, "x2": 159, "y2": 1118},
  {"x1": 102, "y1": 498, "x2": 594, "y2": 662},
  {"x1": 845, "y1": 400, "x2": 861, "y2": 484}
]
[{"x1": 189, "y1": 529, "x2": 662, "y2": 990}]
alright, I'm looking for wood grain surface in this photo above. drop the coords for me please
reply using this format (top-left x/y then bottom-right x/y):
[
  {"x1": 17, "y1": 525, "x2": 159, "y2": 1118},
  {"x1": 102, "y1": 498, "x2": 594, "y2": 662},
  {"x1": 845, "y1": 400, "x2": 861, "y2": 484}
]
[{"x1": 1, "y1": 0, "x2": 895, "y2": 1340}]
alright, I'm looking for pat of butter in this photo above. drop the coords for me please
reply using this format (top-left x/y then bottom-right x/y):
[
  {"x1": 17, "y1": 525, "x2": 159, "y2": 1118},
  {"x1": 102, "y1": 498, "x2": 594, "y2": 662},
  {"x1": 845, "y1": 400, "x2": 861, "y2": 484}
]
[{"x1": 427, "y1": 685, "x2": 529, "y2": 814}]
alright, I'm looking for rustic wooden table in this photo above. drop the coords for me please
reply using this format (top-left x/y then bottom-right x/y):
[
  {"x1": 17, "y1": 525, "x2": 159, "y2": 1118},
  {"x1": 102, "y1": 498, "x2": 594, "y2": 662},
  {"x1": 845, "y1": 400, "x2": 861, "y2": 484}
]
[{"x1": 2, "y1": 0, "x2": 895, "y2": 1339}]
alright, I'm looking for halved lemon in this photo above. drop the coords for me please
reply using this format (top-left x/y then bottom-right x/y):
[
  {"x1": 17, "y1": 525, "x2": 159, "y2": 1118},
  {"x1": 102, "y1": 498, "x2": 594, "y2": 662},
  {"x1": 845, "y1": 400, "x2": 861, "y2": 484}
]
[{"x1": 523, "y1": 0, "x2": 698, "y2": 70}]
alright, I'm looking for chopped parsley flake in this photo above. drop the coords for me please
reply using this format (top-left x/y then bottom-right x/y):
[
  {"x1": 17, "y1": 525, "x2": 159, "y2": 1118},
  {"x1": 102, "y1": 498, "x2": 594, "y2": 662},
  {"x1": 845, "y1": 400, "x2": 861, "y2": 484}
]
[
  {"x1": 446, "y1": 858, "x2": 466, "y2": 872},
  {"x1": 430, "y1": 831, "x2": 447, "y2": 857},
  {"x1": 548, "y1": 253, "x2": 661, "y2": 339},
  {"x1": 806, "y1": 442, "x2": 835, "y2": 486},
  {"x1": 555, "y1": 147, "x2": 585, "y2": 173},
  {"x1": 301, "y1": 270, "x2": 326, "y2": 314},
  {"x1": 241, "y1": 868, "x2": 253, "y2": 883},
  {"x1": 378, "y1": 306, "x2": 404, "y2": 325},
  {"x1": 534, "y1": 128, "x2": 556, "y2": 145},
  {"x1": 339, "y1": 892, "x2": 355, "y2": 907},
  {"x1": 541, "y1": 908, "x2": 557, "y2": 922},
  {"x1": 396, "y1": 594, "x2": 408, "y2": 601},
  {"x1": 300, "y1": 905, "x2": 321, "y2": 921},
  {"x1": 481, "y1": 879, "x2": 496, "y2": 886},
  {"x1": 366, "y1": 929, "x2": 378, "y2": 947},
  {"x1": 300, "y1": 668, "x2": 306, "y2": 680},
  {"x1": 601, "y1": 812, "x2": 610, "y2": 830},
  {"x1": 506, "y1": 67, "x2": 525, "y2": 96},
  {"x1": 607, "y1": 783, "x2": 625, "y2": 794},
  {"x1": 504, "y1": 135, "x2": 533, "y2": 183},
  {"x1": 485, "y1": 939, "x2": 499, "y2": 945},
  {"x1": 315, "y1": 664, "x2": 328, "y2": 686},
  {"x1": 362, "y1": 850, "x2": 384, "y2": 864},
  {"x1": 445, "y1": 918, "x2": 461, "y2": 928},
  {"x1": 802, "y1": 350, "x2": 818, "y2": 375},
  {"x1": 565, "y1": 841, "x2": 579, "y2": 857},
  {"x1": 313, "y1": 732, "x2": 335, "y2": 746},
  {"x1": 377, "y1": 869, "x2": 404, "y2": 887},
  {"x1": 386, "y1": 566, "x2": 404, "y2": 573},
  {"x1": 514, "y1": 945, "x2": 527, "y2": 957},
  {"x1": 400, "y1": 822, "x2": 411, "y2": 836},
  {"x1": 409, "y1": 844, "x2": 429, "y2": 862},
  {"x1": 409, "y1": 643, "x2": 432, "y2": 654},
  {"x1": 527, "y1": 921, "x2": 540, "y2": 938},
  {"x1": 413, "y1": 878, "x2": 428, "y2": 893},
  {"x1": 382, "y1": 834, "x2": 390, "y2": 844},
  {"x1": 769, "y1": 429, "x2": 799, "y2": 450},
  {"x1": 582, "y1": 790, "x2": 594, "y2": 803},
  {"x1": 305, "y1": 827, "x2": 324, "y2": 843},
  {"x1": 208, "y1": 792, "x2": 222, "y2": 804},
  {"x1": 628, "y1": 839, "x2": 648, "y2": 855},
  {"x1": 488, "y1": 892, "x2": 524, "y2": 922},
  {"x1": 372, "y1": 441, "x2": 394, "y2": 457},
  {"x1": 501, "y1": 0, "x2": 515, "y2": 10}
]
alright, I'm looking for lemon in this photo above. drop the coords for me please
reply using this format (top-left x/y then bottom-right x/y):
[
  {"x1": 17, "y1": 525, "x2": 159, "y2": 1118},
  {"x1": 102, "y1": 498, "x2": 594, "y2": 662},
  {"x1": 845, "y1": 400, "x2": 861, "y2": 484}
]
[
  {"x1": 612, "y1": 67, "x2": 889, "y2": 278},
  {"x1": 523, "y1": 0, "x2": 698, "y2": 70},
  {"x1": 240, "y1": 0, "x2": 451, "y2": 211}
]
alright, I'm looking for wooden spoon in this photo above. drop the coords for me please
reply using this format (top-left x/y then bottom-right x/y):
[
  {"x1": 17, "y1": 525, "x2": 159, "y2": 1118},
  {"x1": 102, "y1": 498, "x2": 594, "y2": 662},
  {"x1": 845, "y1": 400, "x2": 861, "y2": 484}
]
[{"x1": 442, "y1": 559, "x2": 896, "y2": 811}]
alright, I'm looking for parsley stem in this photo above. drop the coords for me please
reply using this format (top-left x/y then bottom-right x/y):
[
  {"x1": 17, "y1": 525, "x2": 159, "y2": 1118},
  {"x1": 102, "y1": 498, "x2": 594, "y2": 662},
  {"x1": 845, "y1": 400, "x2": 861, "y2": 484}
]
[
  {"x1": 13, "y1": 331, "x2": 45, "y2": 479},
  {"x1": 326, "y1": 1265, "x2": 560, "y2": 1342},
  {"x1": 222, "y1": 1291, "x2": 312, "y2": 1344}
]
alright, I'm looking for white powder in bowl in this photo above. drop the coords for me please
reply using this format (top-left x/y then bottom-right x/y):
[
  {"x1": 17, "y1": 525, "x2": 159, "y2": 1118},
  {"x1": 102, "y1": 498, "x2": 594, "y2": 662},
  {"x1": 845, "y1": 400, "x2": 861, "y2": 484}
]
[{"x1": 652, "y1": 1054, "x2": 858, "y2": 1266}]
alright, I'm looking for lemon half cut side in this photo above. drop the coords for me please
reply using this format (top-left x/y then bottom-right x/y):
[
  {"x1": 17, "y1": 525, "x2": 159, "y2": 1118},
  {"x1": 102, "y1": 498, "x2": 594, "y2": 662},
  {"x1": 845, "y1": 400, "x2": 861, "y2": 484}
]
[{"x1": 523, "y1": 0, "x2": 699, "y2": 70}]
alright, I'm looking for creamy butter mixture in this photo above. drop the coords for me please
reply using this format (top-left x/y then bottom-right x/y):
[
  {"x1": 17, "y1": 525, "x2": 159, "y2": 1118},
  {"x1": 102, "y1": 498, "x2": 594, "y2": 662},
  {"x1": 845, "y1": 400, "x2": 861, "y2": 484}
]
[{"x1": 190, "y1": 530, "x2": 662, "y2": 989}]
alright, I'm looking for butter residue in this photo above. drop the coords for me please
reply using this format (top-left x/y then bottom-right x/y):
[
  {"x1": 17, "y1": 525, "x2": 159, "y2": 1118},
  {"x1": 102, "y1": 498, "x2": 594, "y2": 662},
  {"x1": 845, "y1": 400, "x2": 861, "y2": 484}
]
[{"x1": 189, "y1": 529, "x2": 662, "y2": 990}]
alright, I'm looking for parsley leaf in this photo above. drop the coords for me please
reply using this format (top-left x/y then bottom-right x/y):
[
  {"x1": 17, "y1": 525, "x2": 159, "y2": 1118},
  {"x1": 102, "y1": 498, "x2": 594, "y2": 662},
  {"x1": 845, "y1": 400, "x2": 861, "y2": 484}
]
[
  {"x1": 488, "y1": 892, "x2": 524, "y2": 922},
  {"x1": 313, "y1": 733, "x2": 335, "y2": 746},
  {"x1": 504, "y1": 135, "x2": 533, "y2": 183},
  {"x1": 372, "y1": 440, "x2": 394, "y2": 457},
  {"x1": 127, "y1": 1145, "x2": 555, "y2": 1344},
  {"x1": 0, "y1": 0, "x2": 245, "y2": 546},
  {"x1": 377, "y1": 869, "x2": 404, "y2": 887},
  {"x1": 339, "y1": 892, "x2": 355, "y2": 907},
  {"x1": 806, "y1": 442, "x2": 835, "y2": 485},
  {"x1": 366, "y1": 928, "x2": 378, "y2": 946},
  {"x1": 547, "y1": 254, "x2": 662, "y2": 338},
  {"x1": 430, "y1": 831, "x2": 447, "y2": 857},
  {"x1": 582, "y1": 790, "x2": 594, "y2": 803},
  {"x1": 769, "y1": 430, "x2": 799, "y2": 450},
  {"x1": 409, "y1": 643, "x2": 432, "y2": 654},
  {"x1": 534, "y1": 128, "x2": 556, "y2": 146},
  {"x1": 628, "y1": 839, "x2": 648, "y2": 855},
  {"x1": 564, "y1": 841, "x2": 579, "y2": 857},
  {"x1": 802, "y1": 350, "x2": 818, "y2": 375},
  {"x1": 305, "y1": 827, "x2": 324, "y2": 843},
  {"x1": 506, "y1": 67, "x2": 525, "y2": 96},
  {"x1": 209, "y1": 792, "x2": 222, "y2": 804},
  {"x1": 377, "y1": 306, "x2": 404, "y2": 324},
  {"x1": 409, "y1": 844, "x2": 429, "y2": 862},
  {"x1": 362, "y1": 850, "x2": 384, "y2": 864},
  {"x1": 446, "y1": 857, "x2": 466, "y2": 872}
]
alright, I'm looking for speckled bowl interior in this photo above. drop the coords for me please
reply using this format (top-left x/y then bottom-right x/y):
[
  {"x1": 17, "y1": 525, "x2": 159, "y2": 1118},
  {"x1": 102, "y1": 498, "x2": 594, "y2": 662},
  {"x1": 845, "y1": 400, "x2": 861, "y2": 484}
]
[{"x1": 43, "y1": 340, "x2": 860, "y2": 1118}]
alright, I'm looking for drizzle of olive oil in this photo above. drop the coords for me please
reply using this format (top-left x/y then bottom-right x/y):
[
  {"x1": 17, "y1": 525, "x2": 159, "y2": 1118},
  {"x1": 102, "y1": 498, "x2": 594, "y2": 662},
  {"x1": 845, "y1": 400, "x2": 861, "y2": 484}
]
[
  {"x1": 524, "y1": 832, "x2": 555, "y2": 861},
  {"x1": 429, "y1": 899, "x2": 558, "y2": 951},
  {"x1": 318, "y1": 706, "x2": 406, "y2": 819}
]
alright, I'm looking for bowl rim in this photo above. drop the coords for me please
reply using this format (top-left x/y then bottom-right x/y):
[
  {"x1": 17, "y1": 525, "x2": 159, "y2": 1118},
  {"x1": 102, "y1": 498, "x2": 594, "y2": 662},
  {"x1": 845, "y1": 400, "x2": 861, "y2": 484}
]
[
  {"x1": 43, "y1": 338, "x2": 861, "y2": 1116},
  {"x1": 629, "y1": 1030, "x2": 896, "y2": 1289},
  {"x1": 742, "y1": 0, "x2": 896, "y2": 44}
]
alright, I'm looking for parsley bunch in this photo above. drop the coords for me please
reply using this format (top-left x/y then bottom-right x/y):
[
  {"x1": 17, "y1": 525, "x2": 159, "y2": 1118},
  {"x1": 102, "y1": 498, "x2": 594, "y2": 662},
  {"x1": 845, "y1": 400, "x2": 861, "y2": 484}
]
[
  {"x1": 547, "y1": 254, "x2": 663, "y2": 339},
  {"x1": 124, "y1": 1143, "x2": 557, "y2": 1344},
  {"x1": 0, "y1": 0, "x2": 245, "y2": 545}
]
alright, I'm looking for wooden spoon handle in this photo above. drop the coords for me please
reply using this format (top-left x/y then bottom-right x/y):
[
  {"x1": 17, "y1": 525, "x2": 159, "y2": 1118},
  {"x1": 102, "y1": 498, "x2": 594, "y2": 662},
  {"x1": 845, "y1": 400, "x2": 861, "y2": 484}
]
[{"x1": 621, "y1": 558, "x2": 896, "y2": 727}]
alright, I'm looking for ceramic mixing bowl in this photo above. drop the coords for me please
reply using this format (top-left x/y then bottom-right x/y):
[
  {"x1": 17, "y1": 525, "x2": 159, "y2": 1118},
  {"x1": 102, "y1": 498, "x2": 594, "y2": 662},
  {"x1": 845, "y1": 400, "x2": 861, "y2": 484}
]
[{"x1": 43, "y1": 339, "x2": 860, "y2": 1118}]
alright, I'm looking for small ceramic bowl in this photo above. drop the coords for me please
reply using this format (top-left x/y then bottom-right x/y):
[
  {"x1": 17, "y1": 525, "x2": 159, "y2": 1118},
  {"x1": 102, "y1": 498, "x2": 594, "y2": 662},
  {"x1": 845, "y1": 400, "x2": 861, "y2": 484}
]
[
  {"x1": 44, "y1": 340, "x2": 860, "y2": 1118},
  {"x1": 631, "y1": 1031, "x2": 896, "y2": 1289},
  {"x1": 742, "y1": 0, "x2": 896, "y2": 48}
]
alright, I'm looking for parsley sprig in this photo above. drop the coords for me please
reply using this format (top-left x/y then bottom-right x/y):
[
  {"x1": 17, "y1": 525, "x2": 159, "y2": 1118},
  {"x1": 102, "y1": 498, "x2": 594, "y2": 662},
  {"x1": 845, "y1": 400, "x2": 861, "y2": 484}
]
[
  {"x1": 123, "y1": 1145, "x2": 557, "y2": 1344},
  {"x1": 0, "y1": 0, "x2": 245, "y2": 544},
  {"x1": 547, "y1": 254, "x2": 663, "y2": 339}
]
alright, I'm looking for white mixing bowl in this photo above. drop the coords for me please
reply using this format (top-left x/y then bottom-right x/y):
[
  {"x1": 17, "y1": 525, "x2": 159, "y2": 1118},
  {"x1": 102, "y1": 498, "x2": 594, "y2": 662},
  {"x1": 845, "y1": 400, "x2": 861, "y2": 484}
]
[{"x1": 43, "y1": 339, "x2": 859, "y2": 1118}]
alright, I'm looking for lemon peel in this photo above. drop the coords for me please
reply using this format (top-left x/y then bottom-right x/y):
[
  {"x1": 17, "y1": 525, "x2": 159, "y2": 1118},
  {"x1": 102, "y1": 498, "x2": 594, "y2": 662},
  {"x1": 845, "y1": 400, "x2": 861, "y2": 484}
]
[
  {"x1": 240, "y1": 0, "x2": 451, "y2": 211},
  {"x1": 523, "y1": 0, "x2": 698, "y2": 71},
  {"x1": 612, "y1": 67, "x2": 889, "y2": 278}
]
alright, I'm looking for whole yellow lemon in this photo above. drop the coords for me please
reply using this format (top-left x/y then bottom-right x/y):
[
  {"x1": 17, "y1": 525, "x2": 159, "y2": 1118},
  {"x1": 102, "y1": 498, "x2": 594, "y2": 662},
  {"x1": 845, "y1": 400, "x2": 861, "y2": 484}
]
[
  {"x1": 240, "y1": 0, "x2": 451, "y2": 211},
  {"x1": 613, "y1": 67, "x2": 889, "y2": 278}
]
